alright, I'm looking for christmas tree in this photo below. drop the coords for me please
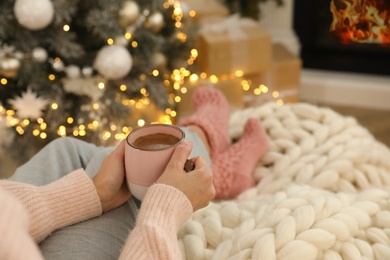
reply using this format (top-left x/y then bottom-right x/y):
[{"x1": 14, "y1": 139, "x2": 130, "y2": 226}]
[{"x1": 0, "y1": 0, "x2": 198, "y2": 161}]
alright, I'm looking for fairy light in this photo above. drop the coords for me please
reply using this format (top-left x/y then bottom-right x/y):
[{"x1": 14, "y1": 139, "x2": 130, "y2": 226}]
[
  {"x1": 67, "y1": 117, "x2": 73, "y2": 124},
  {"x1": 98, "y1": 82, "x2": 105, "y2": 89},
  {"x1": 120, "y1": 84, "x2": 127, "y2": 91},
  {"x1": 16, "y1": 126, "x2": 24, "y2": 135},
  {"x1": 58, "y1": 126, "x2": 66, "y2": 137},
  {"x1": 51, "y1": 103, "x2": 58, "y2": 110},
  {"x1": 63, "y1": 24, "x2": 70, "y2": 31},
  {"x1": 131, "y1": 41, "x2": 138, "y2": 48},
  {"x1": 48, "y1": 74, "x2": 56, "y2": 81},
  {"x1": 9, "y1": 118, "x2": 19, "y2": 126},
  {"x1": 177, "y1": 32, "x2": 186, "y2": 41},
  {"x1": 140, "y1": 88, "x2": 147, "y2": 96},
  {"x1": 253, "y1": 87, "x2": 261, "y2": 95},
  {"x1": 125, "y1": 32, "x2": 132, "y2": 40},
  {"x1": 169, "y1": 110, "x2": 177, "y2": 117},
  {"x1": 79, "y1": 129, "x2": 86, "y2": 137},
  {"x1": 209, "y1": 75, "x2": 218, "y2": 83},
  {"x1": 235, "y1": 70, "x2": 244, "y2": 77},
  {"x1": 32, "y1": 129, "x2": 40, "y2": 136},
  {"x1": 107, "y1": 38, "x2": 114, "y2": 45},
  {"x1": 21, "y1": 119, "x2": 30, "y2": 126},
  {"x1": 189, "y1": 10, "x2": 196, "y2": 18},
  {"x1": 137, "y1": 119, "x2": 145, "y2": 127},
  {"x1": 6, "y1": 110, "x2": 15, "y2": 116},
  {"x1": 0, "y1": 78, "x2": 7, "y2": 85},
  {"x1": 189, "y1": 74, "x2": 198, "y2": 83},
  {"x1": 241, "y1": 80, "x2": 250, "y2": 91},
  {"x1": 40, "y1": 122, "x2": 47, "y2": 130},
  {"x1": 152, "y1": 70, "x2": 159, "y2": 76},
  {"x1": 40, "y1": 132, "x2": 47, "y2": 139}
]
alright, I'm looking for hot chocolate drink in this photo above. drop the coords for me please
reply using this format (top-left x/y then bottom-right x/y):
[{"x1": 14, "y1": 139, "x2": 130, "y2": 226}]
[{"x1": 132, "y1": 133, "x2": 180, "y2": 150}]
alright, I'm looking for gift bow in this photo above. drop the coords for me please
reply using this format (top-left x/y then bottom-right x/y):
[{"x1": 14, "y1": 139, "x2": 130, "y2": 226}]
[{"x1": 199, "y1": 14, "x2": 259, "y2": 37}]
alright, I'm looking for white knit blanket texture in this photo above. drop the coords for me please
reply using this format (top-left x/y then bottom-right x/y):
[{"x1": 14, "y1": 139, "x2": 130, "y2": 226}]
[{"x1": 177, "y1": 102, "x2": 390, "y2": 260}]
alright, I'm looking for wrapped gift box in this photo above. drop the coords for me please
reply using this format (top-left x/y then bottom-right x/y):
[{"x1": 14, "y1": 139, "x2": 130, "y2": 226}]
[
  {"x1": 244, "y1": 43, "x2": 302, "y2": 107},
  {"x1": 181, "y1": 0, "x2": 229, "y2": 21},
  {"x1": 196, "y1": 15, "x2": 272, "y2": 76},
  {"x1": 175, "y1": 77, "x2": 245, "y2": 120}
]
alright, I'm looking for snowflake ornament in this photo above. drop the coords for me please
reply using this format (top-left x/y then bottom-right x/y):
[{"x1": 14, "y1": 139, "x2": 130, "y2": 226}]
[
  {"x1": 62, "y1": 75, "x2": 104, "y2": 101},
  {"x1": 9, "y1": 88, "x2": 49, "y2": 119}
]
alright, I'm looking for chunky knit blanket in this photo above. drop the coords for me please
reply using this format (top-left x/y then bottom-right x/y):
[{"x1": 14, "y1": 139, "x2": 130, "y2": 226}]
[{"x1": 178, "y1": 102, "x2": 390, "y2": 260}]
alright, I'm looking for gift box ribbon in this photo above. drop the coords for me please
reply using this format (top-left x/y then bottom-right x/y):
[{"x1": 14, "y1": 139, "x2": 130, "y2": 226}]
[{"x1": 199, "y1": 14, "x2": 259, "y2": 74}]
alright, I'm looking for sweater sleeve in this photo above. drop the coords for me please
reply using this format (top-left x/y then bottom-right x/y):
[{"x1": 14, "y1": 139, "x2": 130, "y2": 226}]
[
  {"x1": 119, "y1": 184, "x2": 193, "y2": 260},
  {"x1": 0, "y1": 169, "x2": 102, "y2": 242},
  {"x1": 0, "y1": 188, "x2": 44, "y2": 260}
]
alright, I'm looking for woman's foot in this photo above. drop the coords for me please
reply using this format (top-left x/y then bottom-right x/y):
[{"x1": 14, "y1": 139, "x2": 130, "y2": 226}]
[
  {"x1": 212, "y1": 118, "x2": 269, "y2": 199},
  {"x1": 178, "y1": 87, "x2": 230, "y2": 157}
]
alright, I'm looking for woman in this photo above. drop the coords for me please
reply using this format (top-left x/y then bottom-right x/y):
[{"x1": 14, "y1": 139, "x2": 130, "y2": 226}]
[{"x1": 0, "y1": 87, "x2": 269, "y2": 259}]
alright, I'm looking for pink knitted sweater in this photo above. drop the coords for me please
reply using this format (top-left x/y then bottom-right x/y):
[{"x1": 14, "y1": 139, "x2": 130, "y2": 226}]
[{"x1": 0, "y1": 169, "x2": 193, "y2": 259}]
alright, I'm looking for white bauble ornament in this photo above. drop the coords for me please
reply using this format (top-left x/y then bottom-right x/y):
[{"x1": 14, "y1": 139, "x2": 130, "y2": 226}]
[
  {"x1": 145, "y1": 12, "x2": 165, "y2": 32},
  {"x1": 0, "y1": 57, "x2": 21, "y2": 78},
  {"x1": 65, "y1": 65, "x2": 81, "y2": 78},
  {"x1": 94, "y1": 45, "x2": 133, "y2": 80},
  {"x1": 82, "y1": 66, "x2": 94, "y2": 77},
  {"x1": 32, "y1": 47, "x2": 48, "y2": 63},
  {"x1": 14, "y1": 0, "x2": 55, "y2": 30},
  {"x1": 119, "y1": 1, "x2": 140, "y2": 28}
]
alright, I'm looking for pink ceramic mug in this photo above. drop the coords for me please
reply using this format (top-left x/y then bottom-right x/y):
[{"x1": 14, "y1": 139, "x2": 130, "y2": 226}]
[{"x1": 125, "y1": 124, "x2": 185, "y2": 201}]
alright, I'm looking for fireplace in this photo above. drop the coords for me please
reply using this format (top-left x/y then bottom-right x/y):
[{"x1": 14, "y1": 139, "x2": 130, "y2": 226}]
[{"x1": 293, "y1": 0, "x2": 390, "y2": 76}]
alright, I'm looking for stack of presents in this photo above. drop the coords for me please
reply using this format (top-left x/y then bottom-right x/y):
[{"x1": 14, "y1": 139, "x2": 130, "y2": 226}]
[{"x1": 177, "y1": 0, "x2": 302, "y2": 119}]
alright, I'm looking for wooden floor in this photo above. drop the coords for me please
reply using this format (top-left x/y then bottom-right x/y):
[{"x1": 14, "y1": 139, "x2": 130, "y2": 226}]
[{"x1": 322, "y1": 104, "x2": 390, "y2": 148}]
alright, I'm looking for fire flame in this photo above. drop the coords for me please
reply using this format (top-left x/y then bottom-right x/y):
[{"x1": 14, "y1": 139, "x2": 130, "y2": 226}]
[{"x1": 329, "y1": 0, "x2": 390, "y2": 44}]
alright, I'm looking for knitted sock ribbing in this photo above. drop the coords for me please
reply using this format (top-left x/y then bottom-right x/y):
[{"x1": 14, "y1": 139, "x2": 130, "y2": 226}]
[
  {"x1": 212, "y1": 118, "x2": 269, "y2": 199},
  {"x1": 177, "y1": 87, "x2": 230, "y2": 157}
]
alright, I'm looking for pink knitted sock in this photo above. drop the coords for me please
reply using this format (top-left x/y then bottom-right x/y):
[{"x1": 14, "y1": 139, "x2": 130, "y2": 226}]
[
  {"x1": 177, "y1": 87, "x2": 230, "y2": 156},
  {"x1": 212, "y1": 118, "x2": 269, "y2": 199}
]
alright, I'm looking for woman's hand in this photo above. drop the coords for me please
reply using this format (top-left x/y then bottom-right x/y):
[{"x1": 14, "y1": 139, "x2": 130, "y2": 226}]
[
  {"x1": 156, "y1": 140, "x2": 216, "y2": 211},
  {"x1": 93, "y1": 140, "x2": 131, "y2": 213}
]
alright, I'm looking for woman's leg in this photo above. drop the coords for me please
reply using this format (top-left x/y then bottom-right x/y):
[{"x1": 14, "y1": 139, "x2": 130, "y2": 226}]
[
  {"x1": 9, "y1": 137, "x2": 104, "y2": 185},
  {"x1": 178, "y1": 87, "x2": 269, "y2": 199}
]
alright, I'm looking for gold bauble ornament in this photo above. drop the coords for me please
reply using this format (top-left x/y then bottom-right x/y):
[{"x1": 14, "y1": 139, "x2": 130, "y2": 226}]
[
  {"x1": 152, "y1": 52, "x2": 167, "y2": 69},
  {"x1": 0, "y1": 57, "x2": 21, "y2": 78},
  {"x1": 119, "y1": 1, "x2": 140, "y2": 28}
]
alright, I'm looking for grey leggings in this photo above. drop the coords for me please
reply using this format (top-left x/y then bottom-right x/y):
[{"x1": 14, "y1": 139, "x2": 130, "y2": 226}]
[{"x1": 9, "y1": 127, "x2": 210, "y2": 260}]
